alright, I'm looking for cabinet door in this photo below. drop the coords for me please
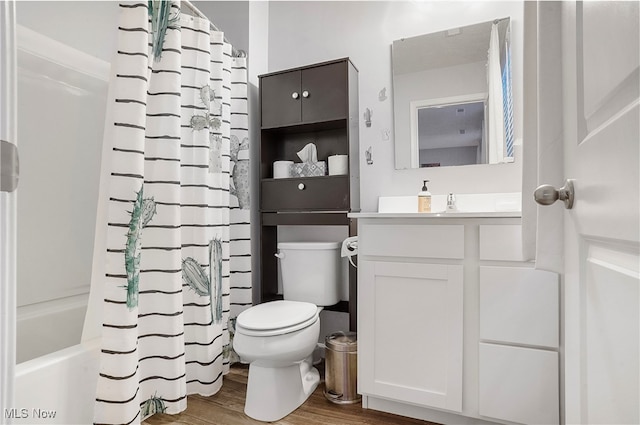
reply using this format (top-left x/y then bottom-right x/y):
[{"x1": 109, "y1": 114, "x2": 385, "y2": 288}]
[
  {"x1": 480, "y1": 266, "x2": 559, "y2": 348},
  {"x1": 358, "y1": 261, "x2": 463, "y2": 412},
  {"x1": 261, "y1": 70, "x2": 301, "y2": 128},
  {"x1": 301, "y1": 61, "x2": 347, "y2": 123}
]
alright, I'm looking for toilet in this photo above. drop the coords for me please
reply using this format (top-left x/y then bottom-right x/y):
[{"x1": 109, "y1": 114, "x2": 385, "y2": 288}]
[{"x1": 233, "y1": 241, "x2": 342, "y2": 422}]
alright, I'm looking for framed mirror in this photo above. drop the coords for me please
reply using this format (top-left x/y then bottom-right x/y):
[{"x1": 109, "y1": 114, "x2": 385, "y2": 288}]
[{"x1": 393, "y1": 18, "x2": 513, "y2": 169}]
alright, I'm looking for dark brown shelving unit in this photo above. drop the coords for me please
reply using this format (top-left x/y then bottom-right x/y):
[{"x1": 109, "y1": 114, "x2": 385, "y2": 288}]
[{"x1": 258, "y1": 58, "x2": 359, "y2": 331}]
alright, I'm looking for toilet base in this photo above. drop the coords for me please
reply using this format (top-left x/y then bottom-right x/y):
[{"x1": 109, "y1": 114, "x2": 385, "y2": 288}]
[{"x1": 244, "y1": 357, "x2": 320, "y2": 422}]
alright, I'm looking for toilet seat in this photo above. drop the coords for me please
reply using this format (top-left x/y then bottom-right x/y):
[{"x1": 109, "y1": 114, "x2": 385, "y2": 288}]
[{"x1": 236, "y1": 300, "x2": 319, "y2": 337}]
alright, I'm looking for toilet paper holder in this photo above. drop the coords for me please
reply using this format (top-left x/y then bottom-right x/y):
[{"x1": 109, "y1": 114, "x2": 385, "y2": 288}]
[{"x1": 341, "y1": 237, "x2": 358, "y2": 268}]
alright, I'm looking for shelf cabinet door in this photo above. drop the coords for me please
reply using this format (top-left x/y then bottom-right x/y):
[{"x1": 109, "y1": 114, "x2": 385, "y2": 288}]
[
  {"x1": 358, "y1": 260, "x2": 463, "y2": 412},
  {"x1": 261, "y1": 70, "x2": 301, "y2": 128},
  {"x1": 260, "y1": 61, "x2": 349, "y2": 128},
  {"x1": 301, "y1": 61, "x2": 347, "y2": 123}
]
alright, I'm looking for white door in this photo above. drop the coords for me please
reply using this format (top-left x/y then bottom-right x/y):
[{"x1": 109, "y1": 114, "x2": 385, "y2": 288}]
[
  {"x1": 0, "y1": 0, "x2": 18, "y2": 416},
  {"x1": 540, "y1": 2, "x2": 639, "y2": 424}
]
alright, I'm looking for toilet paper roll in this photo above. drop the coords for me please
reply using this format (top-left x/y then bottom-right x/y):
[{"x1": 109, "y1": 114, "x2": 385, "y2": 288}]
[
  {"x1": 328, "y1": 155, "x2": 348, "y2": 176},
  {"x1": 273, "y1": 160, "x2": 293, "y2": 179}
]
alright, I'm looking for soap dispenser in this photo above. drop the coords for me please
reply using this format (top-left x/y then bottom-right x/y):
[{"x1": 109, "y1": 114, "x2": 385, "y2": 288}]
[{"x1": 418, "y1": 180, "x2": 431, "y2": 213}]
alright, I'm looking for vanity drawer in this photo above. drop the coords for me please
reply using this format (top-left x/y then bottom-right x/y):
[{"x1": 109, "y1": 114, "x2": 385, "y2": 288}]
[
  {"x1": 261, "y1": 175, "x2": 349, "y2": 211},
  {"x1": 479, "y1": 224, "x2": 525, "y2": 261},
  {"x1": 360, "y1": 224, "x2": 464, "y2": 259}
]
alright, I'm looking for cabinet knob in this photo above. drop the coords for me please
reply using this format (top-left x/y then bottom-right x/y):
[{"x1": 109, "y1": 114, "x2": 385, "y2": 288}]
[
  {"x1": 302, "y1": 90, "x2": 310, "y2": 98},
  {"x1": 292, "y1": 92, "x2": 299, "y2": 99},
  {"x1": 298, "y1": 183, "x2": 305, "y2": 190}
]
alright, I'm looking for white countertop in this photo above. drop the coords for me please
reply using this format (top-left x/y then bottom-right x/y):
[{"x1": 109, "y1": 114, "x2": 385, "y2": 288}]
[
  {"x1": 349, "y1": 211, "x2": 522, "y2": 219},
  {"x1": 360, "y1": 193, "x2": 523, "y2": 218}
]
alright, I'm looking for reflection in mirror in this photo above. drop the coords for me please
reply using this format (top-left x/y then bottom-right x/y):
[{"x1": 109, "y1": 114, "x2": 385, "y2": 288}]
[
  {"x1": 393, "y1": 18, "x2": 513, "y2": 169},
  {"x1": 413, "y1": 95, "x2": 486, "y2": 167}
]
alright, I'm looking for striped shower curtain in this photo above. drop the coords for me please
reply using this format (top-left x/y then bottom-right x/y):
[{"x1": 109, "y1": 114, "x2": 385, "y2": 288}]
[
  {"x1": 94, "y1": 2, "x2": 250, "y2": 424},
  {"x1": 502, "y1": 25, "x2": 514, "y2": 159},
  {"x1": 487, "y1": 22, "x2": 506, "y2": 164}
]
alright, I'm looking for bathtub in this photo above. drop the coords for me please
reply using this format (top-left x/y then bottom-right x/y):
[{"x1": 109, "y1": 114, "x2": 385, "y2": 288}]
[
  {"x1": 16, "y1": 295, "x2": 89, "y2": 364},
  {"x1": 13, "y1": 338, "x2": 100, "y2": 424}
]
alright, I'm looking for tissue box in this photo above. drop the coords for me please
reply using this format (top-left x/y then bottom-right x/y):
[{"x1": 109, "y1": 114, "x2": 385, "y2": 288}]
[{"x1": 290, "y1": 161, "x2": 326, "y2": 177}]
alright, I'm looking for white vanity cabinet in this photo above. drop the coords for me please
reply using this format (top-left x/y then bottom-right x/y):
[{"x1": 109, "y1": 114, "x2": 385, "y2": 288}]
[{"x1": 353, "y1": 215, "x2": 560, "y2": 425}]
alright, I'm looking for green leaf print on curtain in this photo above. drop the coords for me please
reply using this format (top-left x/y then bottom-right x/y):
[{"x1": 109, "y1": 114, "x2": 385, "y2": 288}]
[
  {"x1": 181, "y1": 237, "x2": 224, "y2": 325},
  {"x1": 124, "y1": 185, "x2": 156, "y2": 309},
  {"x1": 140, "y1": 393, "x2": 167, "y2": 417}
]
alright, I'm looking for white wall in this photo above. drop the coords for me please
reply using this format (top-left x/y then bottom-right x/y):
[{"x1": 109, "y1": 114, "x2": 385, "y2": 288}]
[
  {"x1": 267, "y1": 1, "x2": 524, "y2": 211},
  {"x1": 193, "y1": 1, "x2": 250, "y2": 54}
]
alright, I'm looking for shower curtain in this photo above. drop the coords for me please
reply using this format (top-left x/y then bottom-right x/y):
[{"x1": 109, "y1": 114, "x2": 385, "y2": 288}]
[
  {"x1": 502, "y1": 25, "x2": 514, "y2": 159},
  {"x1": 94, "y1": 2, "x2": 250, "y2": 424},
  {"x1": 487, "y1": 22, "x2": 506, "y2": 164}
]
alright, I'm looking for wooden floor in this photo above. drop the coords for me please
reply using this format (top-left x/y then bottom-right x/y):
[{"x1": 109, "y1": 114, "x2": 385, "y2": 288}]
[{"x1": 143, "y1": 364, "x2": 438, "y2": 425}]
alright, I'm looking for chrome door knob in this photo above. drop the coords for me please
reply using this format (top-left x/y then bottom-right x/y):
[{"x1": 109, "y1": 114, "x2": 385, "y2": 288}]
[
  {"x1": 302, "y1": 90, "x2": 309, "y2": 98},
  {"x1": 298, "y1": 183, "x2": 305, "y2": 190},
  {"x1": 534, "y1": 179, "x2": 575, "y2": 209},
  {"x1": 292, "y1": 92, "x2": 299, "y2": 99}
]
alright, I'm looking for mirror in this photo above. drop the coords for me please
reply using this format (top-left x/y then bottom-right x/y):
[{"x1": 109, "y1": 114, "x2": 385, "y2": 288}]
[{"x1": 393, "y1": 18, "x2": 513, "y2": 169}]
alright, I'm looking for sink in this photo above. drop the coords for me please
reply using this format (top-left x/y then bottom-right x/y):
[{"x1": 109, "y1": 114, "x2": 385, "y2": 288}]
[{"x1": 377, "y1": 193, "x2": 522, "y2": 216}]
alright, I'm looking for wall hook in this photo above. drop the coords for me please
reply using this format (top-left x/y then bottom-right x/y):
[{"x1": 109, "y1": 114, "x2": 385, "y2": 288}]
[
  {"x1": 379, "y1": 87, "x2": 387, "y2": 101},
  {"x1": 364, "y1": 108, "x2": 372, "y2": 127}
]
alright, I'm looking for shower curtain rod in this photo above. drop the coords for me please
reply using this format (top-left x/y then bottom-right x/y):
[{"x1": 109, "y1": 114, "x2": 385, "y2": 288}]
[{"x1": 181, "y1": 0, "x2": 246, "y2": 58}]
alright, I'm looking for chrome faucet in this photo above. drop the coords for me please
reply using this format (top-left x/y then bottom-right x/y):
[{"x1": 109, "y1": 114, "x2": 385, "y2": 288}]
[{"x1": 446, "y1": 193, "x2": 457, "y2": 212}]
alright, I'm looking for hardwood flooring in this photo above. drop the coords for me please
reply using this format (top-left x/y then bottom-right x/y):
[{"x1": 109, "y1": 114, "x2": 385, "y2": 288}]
[{"x1": 143, "y1": 364, "x2": 438, "y2": 425}]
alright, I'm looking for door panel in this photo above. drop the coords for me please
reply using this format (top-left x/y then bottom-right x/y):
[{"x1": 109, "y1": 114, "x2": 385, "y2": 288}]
[
  {"x1": 572, "y1": 1, "x2": 639, "y2": 241},
  {"x1": 260, "y1": 70, "x2": 301, "y2": 128},
  {"x1": 581, "y1": 2, "x2": 639, "y2": 132},
  {"x1": 584, "y1": 242, "x2": 639, "y2": 423},
  {"x1": 301, "y1": 61, "x2": 347, "y2": 123}
]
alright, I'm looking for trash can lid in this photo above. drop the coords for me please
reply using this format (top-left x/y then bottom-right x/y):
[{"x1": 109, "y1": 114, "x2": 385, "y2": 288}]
[{"x1": 326, "y1": 332, "x2": 357, "y2": 352}]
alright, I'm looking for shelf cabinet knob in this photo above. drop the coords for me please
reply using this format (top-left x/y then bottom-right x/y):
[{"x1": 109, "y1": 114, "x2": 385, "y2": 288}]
[
  {"x1": 298, "y1": 183, "x2": 305, "y2": 190},
  {"x1": 292, "y1": 92, "x2": 299, "y2": 99},
  {"x1": 302, "y1": 90, "x2": 310, "y2": 98}
]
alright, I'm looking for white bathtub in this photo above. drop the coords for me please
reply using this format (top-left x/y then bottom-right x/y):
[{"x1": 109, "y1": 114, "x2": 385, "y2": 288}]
[
  {"x1": 13, "y1": 338, "x2": 100, "y2": 424},
  {"x1": 16, "y1": 295, "x2": 88, "y2": 364}
]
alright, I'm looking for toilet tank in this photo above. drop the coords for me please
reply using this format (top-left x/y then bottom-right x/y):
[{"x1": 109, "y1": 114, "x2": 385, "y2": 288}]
[{"x1": 277, "y1": 242, "x2": 341, "y2": 306}]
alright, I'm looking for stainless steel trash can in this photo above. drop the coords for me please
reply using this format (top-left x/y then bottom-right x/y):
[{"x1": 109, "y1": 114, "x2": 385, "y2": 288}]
[{"x1": 324, "y1": 332, "x2": 361, "y2": 404}]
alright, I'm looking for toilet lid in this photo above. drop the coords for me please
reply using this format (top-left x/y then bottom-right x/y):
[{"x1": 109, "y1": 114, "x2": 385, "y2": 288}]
[{"x1": 236, "y1": 300, "x2": 318, "y2": 332}]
